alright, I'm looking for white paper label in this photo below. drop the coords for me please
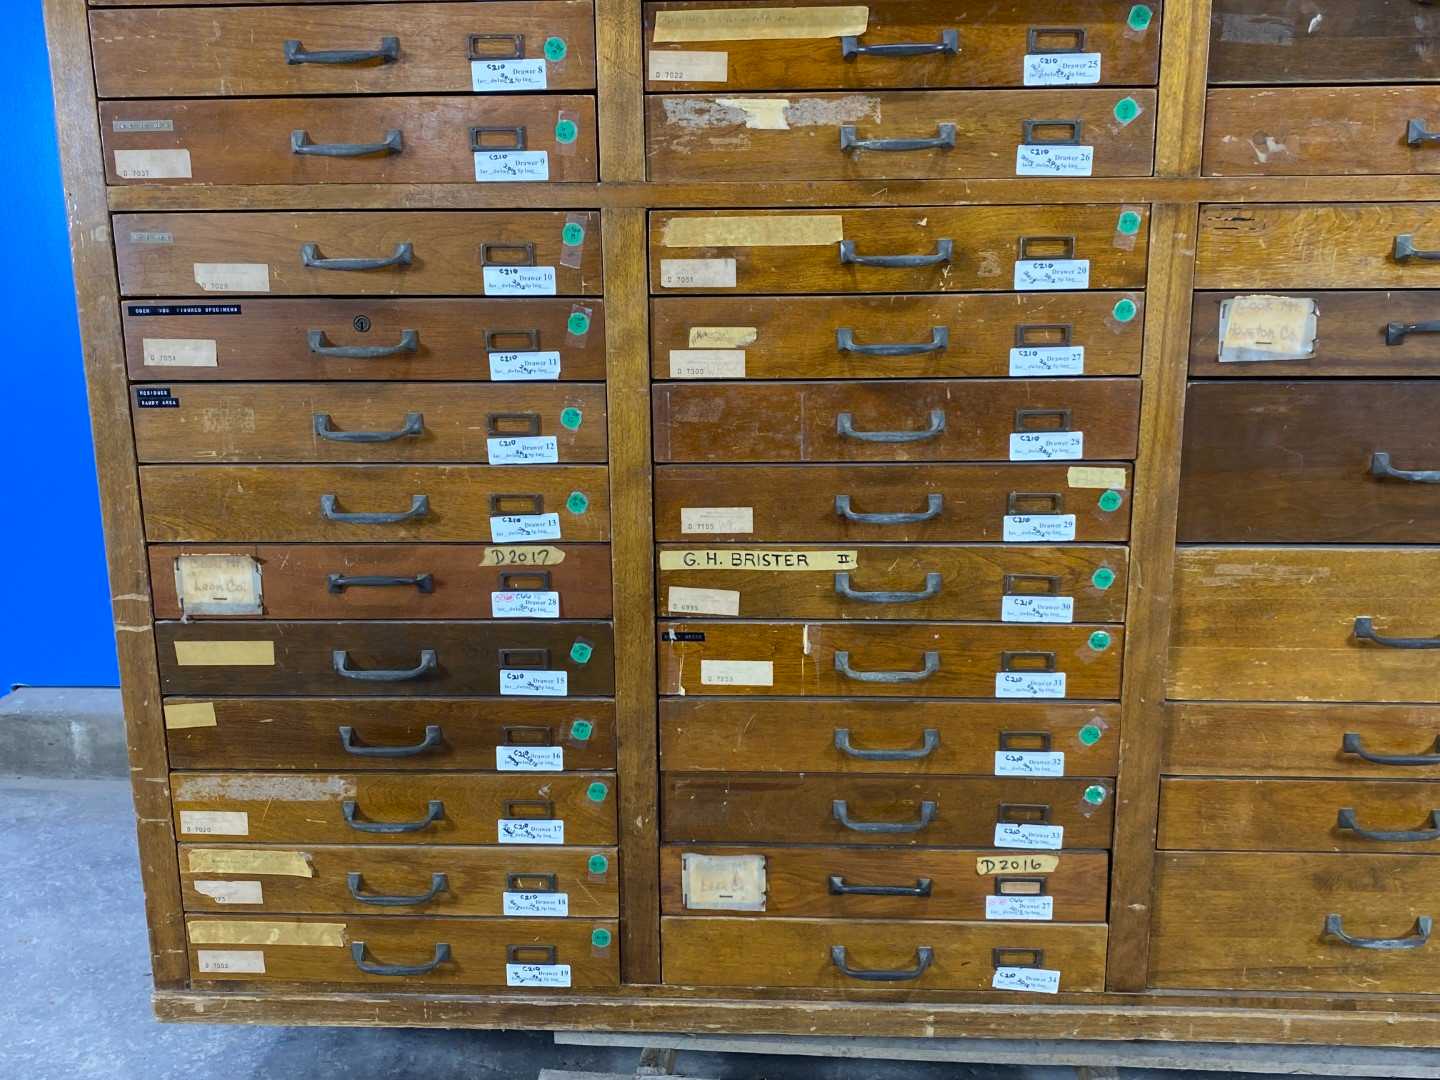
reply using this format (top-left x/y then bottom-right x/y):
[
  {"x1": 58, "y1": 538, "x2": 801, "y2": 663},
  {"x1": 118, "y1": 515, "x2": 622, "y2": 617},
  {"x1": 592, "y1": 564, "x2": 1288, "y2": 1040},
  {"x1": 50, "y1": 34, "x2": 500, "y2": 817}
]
[
  {"x1": 996, "y1": 671, "x2": 1069, "y2": 699},
  {"x1": 995, "y1": 750, "x2": 1066, "y2": 778},
  {"x1": 484, "y1": 266, "x2": 557, "y2": 296},
  {"x1": 649, "y1": 49, "x2": 729, "y2": 81},
  {"x1": 506, "y1": 962, "x2": 571, "y2": 986},
  {"x1": 472, "y1": 58, "x2": 548, "y2": 92},
  {"x1": 490, "y1": 513, "x2": 562, "y2": 543},
  {"x1": 667, "y1": 586, "x2": 741, "y2": 616},
  {"x1": 193, "y1": 880, "x2": 263, "y2": 904},
  {"x1": 500, "y1": 669, "x2": 569, "y2": 697},
  {"x1": 1009, "y1": 346, "x2": 1085, "y2": 376},
  {"x1": 1010, "y1": 431, "x2": 1085, "y2": 461},
  {"x1": 661, "y1": 258, "x2": 737, "y2": 289},
  {"x1": 142, "y1": 338, "x2": 218, "y2": 368},
  {"x1": 1023, "y1": 52, "x2": 1102, "y2": 86},
  {"x1": 1014, "y1": 260, "x2": 1090, "y2": 291},
  {"x1": 1001, "y1": 595, "x2": 1075, "y2": 623},
  {"x1": 503, "y1": 891, "x2": 570, "y2": 916},
  {"x1": 114, "y1": 148, "x2": 192, "y2": 180},
  {"x1": 669, "y1": 349, "x2": 746, "y2": 378},
  {"x1": 986, "y1": 895, "x2": 1056, "y2": 921},
  {"x1": 496, "y1": 745, "x2": 565, "y2": 771},
  {"x1": 474, "y1": 150, "x2": 550, "y2": 182},
  {"x1": 179, "y1": 810, "x2": 249, "y2": 836},
  {"x1": 498, "y1": 819, "x2": 566, "y2": 845},
  {"x1": 700, "y1": 659, "x2": 773, "y2": 686},
  {"x1": 1003, "y1": 515, "x2": 1077, "y2": 542},
  {"x1": 197, "y1": 949, "x2": 266, "y2": 974},
  {"x1": 681, "y1": 507, "x2": 753, "y2": 534},
  {"x1": 487, "y1": 435, "x2": 559, "y2": 465},
  {"x1": 1015, "y1": 144, "x2": 1095, "y2": 177},
  {"x1": 994, "y1": 822, "x2": 1065, "y2": 850},
  {"x1": 489, "y1": 351, "x2": 562, "y2": 381},
  {"x1": 194, "y1": 263, "x2": 270, "y2": 293},
  {"x1": 993, "y1": 966, "x2": 1062, "y2": 993},
  {"x1": 491, "y1": 590, "x2": 561, "y2": 619}
]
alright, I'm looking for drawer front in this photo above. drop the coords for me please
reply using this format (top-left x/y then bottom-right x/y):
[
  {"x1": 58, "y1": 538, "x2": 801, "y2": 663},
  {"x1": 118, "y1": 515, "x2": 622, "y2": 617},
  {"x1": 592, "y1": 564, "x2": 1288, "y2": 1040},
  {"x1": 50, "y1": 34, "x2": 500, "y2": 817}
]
[
  {"x1": 660, "y1": 845, "x2": 1109, "y2": 921},
  {"x1": 646, "y1": 91, "x2": 1157, "y2": 182},
  {"x1": 165, "y1": 697, "x2": 616, "y2": 771},
  {"x1": 665, "y1": 775, "x2": 1115, "y2": 846},
  {"x1": 101, "y1": 97, "x2": 597, "y2": 186},
  {"x1": 157, "y1": 621, "x2": 616, "y2": 696},
  {"x1": 649, "y1": 207, "x2": 1150, "y2": 295},
  {"x1": 93, "y1": 2, "x2": 598, "y2": 98},
  {"x1": 1170, "y1": 547, "x2": 1440, "y2": 703},
  {"x1": 1179, "y1": 381, "x2": 1440, "y2": 543},
  {"x1": 1152, "y1": 852, "x2": 1440, "y2": 992},
  {"x1": 657, "y1": 544, "x2": 1128, "y2": 622},
  {"x1": 655, "y1": 464, "x2": 1133, "y2": 542},
  {"x1": 115, "y1": 212, "x2": 602, "y2": 298},
  {"x1": 661, "y1": 699, "x2": 1121, "y2": 774},
  {"x1": 651, "y1": 293, "x2": 1145, "y2": 380},
  {"x1": 123, "y1": 298, "x2": 605, "y2": 383},
  {"x1": 132, "y1": 384, "x2": 608, "y2": 464},
  {"x1": 150, "y1": 543, "x2": 612, "y2": 620},
  {"x1": 180, "y1": 844, "x2": 619, "y2": 916},
  {"x1": 186, "y1": 916, "x2": 618, "y2": 988},
  {"x1": 658, "y1": 621, "x2": 1123, "y2": 700},
  {"x1": 173, "y1": 771, "x2": 617, "y2": 845},
  {"x1": 140, "y1": 465, "x2": 610, "y2": 542},
  {"x1": 653, "y1": 379, "x2": 1141, "y2": 463},
  {"x1": 662, "y1": 916, "x2": 1108, "y2": 992},
  {"x1": 644, "y1": 0, "x2": 1160, "y2": 91}
]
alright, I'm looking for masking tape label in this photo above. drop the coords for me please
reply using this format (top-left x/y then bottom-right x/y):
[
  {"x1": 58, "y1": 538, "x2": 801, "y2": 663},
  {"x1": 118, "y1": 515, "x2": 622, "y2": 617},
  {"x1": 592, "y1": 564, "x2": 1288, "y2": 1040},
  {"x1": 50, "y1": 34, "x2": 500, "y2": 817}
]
[
  {"x1": 114, "y1": 148, "x2": 192, "y2": 180},
  {"x1": 179, "y1": 811, "x2": 250, "y2": 836},
  {"x1": 688, "y1": 326, "x2": 757, "y2": 348},
  {"x1": 653, "y1": 6, "x2": 869, "y2": 42},
  {"x1": 173, "y1": 640, "x2": 274, "y2": 666},
  {"x1": 976, "y1": 853, "x2": 1060, "y2": 875},
  {"x1": 187, "y1": 920, "x2": 344, "y2": 947},
  {"x1": 700, "y1": 659, "x2": 773, "y2": 686},
  {"x1": 660, "y1": 258, "x2": 737, "y2": 288},
  {"x1": 667, "y1": 586, "x2": 741, "y2": 616},
  {"x1": 1067, "y1": 466, "x2": 1128, "y2": 489},
  {"x1": 164, "y1": 702, "x2": 218, "y2": 730},
  {"x1": 194, "y1": 263, "x2": 270, "y2": 293},
  {"x1": 669, "y1": 349, "x2": 746, "y2": 378},
  {"x1": 194, "y1": 880, "x2": 264, "y2": 905},
  {"x1": 663, "y1": 215, "x2": 844, "y2": 248},
  {"x1": 186, "y1": 849, "x2": 312, "y2": 878},
  {"x1": 196, "y1": 949, "x2": 265, "y2": 974},
  {"x1": 649, "y1": 49, "x2": 729, "y2": 81},
  {"x1": 1218, "y1": 294, "x2": 1318, "y2": 362},
  {"x1": 483, "y1": 545, "x2": 566, "y2": 566},
  {"x1": 142, "y1": 338, "x2": 217, "y2": 367},
  {"x1": 680, "y1": 507, "x2": 753, "y2": 534},
  {"x1": 661, "y1": 548, "x2": 857, "y2": 571}
]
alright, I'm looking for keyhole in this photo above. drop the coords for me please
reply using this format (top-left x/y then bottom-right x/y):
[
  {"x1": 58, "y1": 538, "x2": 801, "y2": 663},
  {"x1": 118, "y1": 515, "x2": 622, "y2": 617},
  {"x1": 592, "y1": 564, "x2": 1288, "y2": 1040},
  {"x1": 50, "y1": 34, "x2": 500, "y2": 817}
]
[{"x1": 353, "y1": 315, "x2": 372, "y2": 333}]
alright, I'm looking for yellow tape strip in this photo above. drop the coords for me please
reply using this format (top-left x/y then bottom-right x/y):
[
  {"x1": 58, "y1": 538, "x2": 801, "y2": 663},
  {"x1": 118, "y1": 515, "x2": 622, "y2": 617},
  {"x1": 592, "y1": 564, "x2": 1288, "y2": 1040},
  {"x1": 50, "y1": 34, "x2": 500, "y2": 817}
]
[
  {"x1": 653, "y1": 6, "x2": 869, "y2": 42},
  {"x1": 164, "y1": 701, "x2": 217, "y2": 730},
  {"x1": 1067, "y1": 466, "x2": 1128, "y2": 490},
  {"x1": 173, "y1": 640, "x2": 275, "y2": 666},
  {"x1": 186, "y1": 920, "x2": 343, "y2": 947},
  {"x1": 185, "y1": 848, "x2": 314, "y2": 878},
  {"x1": 664, "y1": 215, "x2": 843, "y2": 248}
]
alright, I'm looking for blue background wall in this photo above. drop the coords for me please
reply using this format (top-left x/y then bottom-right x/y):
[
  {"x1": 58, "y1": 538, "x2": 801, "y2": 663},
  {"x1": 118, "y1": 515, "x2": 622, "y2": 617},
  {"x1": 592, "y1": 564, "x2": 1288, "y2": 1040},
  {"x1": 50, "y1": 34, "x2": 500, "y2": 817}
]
[{"x1": 8, "y1": 3, "x2": 120, "y2": 688}]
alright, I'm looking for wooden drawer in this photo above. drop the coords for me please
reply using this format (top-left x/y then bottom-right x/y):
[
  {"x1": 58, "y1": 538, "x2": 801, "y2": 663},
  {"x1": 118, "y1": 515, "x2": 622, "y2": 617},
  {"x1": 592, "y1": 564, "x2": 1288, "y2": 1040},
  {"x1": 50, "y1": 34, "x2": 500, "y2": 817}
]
[
  {"x1": 646, "y1": 90, "x2": 1156, "y2": 182},
  {"x1": 1170, "y1": 548, "x2": 1440, "y2": 703},
  {"x1": 660, "y1": 846, "x2": 1109, "y2": 921},
  {"x1": 115, "y1": 212, "x2": 602, "y2": 298},
  {"x1": 173, "y1": 771, "x2": 616, "y2": 845},
  {"x1": 156, "y1": 621, "x2": 616, "y2": 696},
  {"x1": 1179, "y1": 382, "x2": 1440, "y2": 543},
  {"x1": 1160, "y1": 778, "x2": 1440, "y2": 854},
  {"x1": 132, "y1": 384, "x2": 607, "y2": 464},
  {"x1": 655, "y1": 464, "x2": 1133, "y2": 543},
  {"x1": 657, "y1": 544, "x2": 1128, "y2": 622},
  {"x1": 122, "y1": 297, "x2": 605, "y2": 383},
  {"x1": 653, "y1": 380, "x2": 1140, "y2": 463},
  {"x1": 644, "y1": 0, "x2": 1160, "y2": 92},
  {"x1": 662, "y1": 916, "x2": 1107, "y2": 992},
  {"x1": 649, "y1": 207, "x2": 1150, "y2": 295},
  {"x1": 180, "y1": 844, "x2": 618, "y2": 916},
  {"x1": 165, "y1": 697, "x2": 616, "y2": 771},
  {"x1": 150, "y1": 543, "x2": 611, "y2": 620},
  {"x1": 139, "y1": 465, "x2": 610, "y2": 542},
  {"x1": 658, "y1": 622, "x2": 1123, "y2": 700},
  {"x1": 92, "y1": 2, "x2": 598, "y2": 98},
  {"x1": 665, "y1": 775, "x2": 1114, "y2": 847},
  {"x1": 661, "y1": 700, "x2": 1121, "y2": 775},
  {"x1": 101, "y1": 97, "x2": 597, "y2": 186},
  {"x1": 1153, "y1": 852, "x2": 1440, "y2": 992},
  {"x1": 651, "y1": 292, "x2": 1145, "y2": 380},
  {"x1": 186, "y1": 915, "x2": 618, "y2": 988}
]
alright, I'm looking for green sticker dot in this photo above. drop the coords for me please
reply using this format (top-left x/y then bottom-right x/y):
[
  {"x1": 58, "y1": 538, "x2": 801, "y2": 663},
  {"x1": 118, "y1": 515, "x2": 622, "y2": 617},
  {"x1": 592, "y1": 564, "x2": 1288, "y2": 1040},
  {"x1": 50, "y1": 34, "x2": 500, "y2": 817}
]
[
  {"x1": 1091, "y1": 566, "x2": 1117, "y2": 590},
  {"x1": 1127, "y1": 5, "x2": 1153, "y2": 31},
  {"x1": 544, "y1": 36, "x2": 568, "y2": 61},
  {"x1": 587, "y1": 853, "x2": 609, "y2": 874},
  {"x1": 560, "y1": 406, "x2": 583, "y2": 431},
  {"x1": 1084, "y1": 784, "x2": 1108, "y2": 806},
  {"x1": 1098, "y1": 489, "x2": 1124, "y2": 512},
  {"x1": 591, "y1": 927, "x2": 613, "y2": 949},
  {"x1": 1117, "y1": 210, "x2": 1142, "y2": 236},
  {"x1": 1089, "y1": 630, "x2": 1113, "y2": 652},
  {"x1": 570, "y1": 640, "x2": 594, "y2": 665},
  {"x1": 571, "y1": 719, "x2": 594, "y2": 741},
  {"x1": 1112, "y1": 298, "x2": 1138, "y2": 323},
  {"x1": 566, "y1": 490, "x2": 589, "y2": 515},
  {"x1": 587, "y1": 781, "x2": 609, "y2": 803},
  {"x1": 562, "y1": 222, "x2": 586, "y2": 246},
  {"x1": 1078, "y1": 723, "x2": 1103, "y2": 747},
  {"x1": 1113, "y1": 96, "x2": 1141, "y2": 125},
  {"x1": 555, "y1": 118, "x2": 579, "y2": 145},
  {"x1": 567, "y1": 310, "x2": 591, "y2": 335}
]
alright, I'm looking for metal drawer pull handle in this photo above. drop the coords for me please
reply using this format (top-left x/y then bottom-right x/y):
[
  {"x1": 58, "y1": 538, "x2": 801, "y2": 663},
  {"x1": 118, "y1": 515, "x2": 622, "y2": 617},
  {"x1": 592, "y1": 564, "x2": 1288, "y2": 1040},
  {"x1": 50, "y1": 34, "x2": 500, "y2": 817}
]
[
  {"x1": 1354, "y1": 616, "x2": 1440, "y2": 649},
  {"x1": 285, "y1": 36, "x2": 399, "y2": 65},
  {"x1": 327, "y1": 573, "x2": 434, "y2": 594},
  {"x1": 834, "y1": 493, "x2": 943, "y2": 525},
  {"x1": 831, "y1": 944, "x2": 934, "y2": 982},
  {"x1": 840, "y1": 238, "x2": 953, "y2": 269},
  {"x1": 1342, "y1": 732, "x2": 1440, "y2": 766},
  {"x1": 347, "y1": 871, "x2": 448, "y2": 907},
  {"x1": 309, "y1": 328, "x2": 419, "y2": 359},
  {"x1": 836, "y1": 408, "x2": 946, "y2": 443},
  {"x1": 1370, "y1": 451, "x2": 1440, "y2": 484},
  {"x1": 341, "y1": 797, "x2": 444, "y2": 834},
  {"x1": 291, "y1": 129, "x2": 403, "y2": 157},
  {"x1": 338, "y1": 724, "x2": 443, "y2": 757},
  {"x1": 834, "y1": 727, "x2": 940, "y2": 761},
  {"x1": 302, "y1": 242, "x2": 413, "y2": 272},
  {"x1": 351, "y1": 941, "x2": 451, "y2": 976},
  {"x1": 332, "y1": 648, "x2": 438, "y2": 682},
  {"x1": 1395, "y1": 234, "x2": 1440, "y2": 262},
  {"x1": 840, "y1": 29, "x2": 958, "y2": 58},
  {"x1": 320, "y1": 493, "x2": 429, "y2": 525},
  {"x1": 1336, "y1": 806, "x2": 1440, "y2": 843},
  {"x1": 314, "y1": 411, "x2": 423, "y2": 443},
  {"x1": 1386, "y1": 320, "x2": 1440, "y2": 345},
  {"x1": 835, "y1": 650, "x2": 940, "y2": 684},
  {"x1": 1408, "y1": 119, "x2": 1440, "y2": 146},
  {"x1": 840, "y1": 123, "x2": 956, "y2": 153},
  {"x1": 836, "y1": 326, "x2": 948, "y2": 357},
  {"x1": 832, "y1": 799, "x2": 937, "y2": 834},
  {"x1": 834, "y1": 571, "x2": 942, "y2": 604},
  {"x1": 828, "y1": 875, "x2": 933, "y2": 897},
  {"x1": 1324, "y1": 914, "x2": 1432, "y2": 951}
]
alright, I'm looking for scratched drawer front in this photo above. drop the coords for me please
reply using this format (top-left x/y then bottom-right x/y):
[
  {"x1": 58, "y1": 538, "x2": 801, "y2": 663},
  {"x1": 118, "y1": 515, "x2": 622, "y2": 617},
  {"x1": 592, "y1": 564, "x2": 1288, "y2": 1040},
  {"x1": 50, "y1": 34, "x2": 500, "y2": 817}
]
[
  {"x1": 122, "y1": 297, "x2": 606, "y2": 383},
  {"x1": 660, "y1": 845, "x2": 1109, "y2": 921},
  {"x1": 649, "y1": 207, "x2": 1150, "y2": 295},
  {"x1": 172, "y1": 771, "x2": 617, "y2": 846},
  {"x1": 115, "y1": 212, "x2": 602, "y2": 298},
  {"x1": 655, "y1": 464, "x2": 1132, "y2": 543},
  {"x1": 1179, "y1": 381, "x2": 1440, "y2": 542},
  {"x1": 661, "y1": 699, "x2": 1121, "y2": 775},
  {"x1": 139, "y1": 465, "x2": 610, "y2": 543},
  {"x1": 132, "y1": 384, "x2": 608, "y2": 464},
  {"x1": 646, "y1": 90, "x2": 1156, "y2": 182},
  {"x1": 653, "y1": 380, "x2": 1141, "y2": 463},
  {"x1": 644, "y1": 0, "x2": 1160, "y2": 91},
  {"x1": 1153, "y1": 852, "x2": 1440, "y2": 992},
  {"x1": 92, "y1": 2, "x2": 598, "y2": 98},
  {"x1": 101, "y1": 97, "x2": 597, "y2": 186},
  {"x1": 180, "y1": 844, "x2": 619, "y2": 916},
  {"x1": 657, "y1": 544, "x2": 1128, "y2": 622},
  {"x1": 186, "y1": 916, "x2": 619, "y2": 988},
  {"x1": 165, "y1": 697, "x2": 616, "y2": 771},
  {"x1": 150, "y1": 544, "x2": 611, "y2": 620},
  {"x1": 156, "y1": 621, "x2": 615, "y2": 696}
]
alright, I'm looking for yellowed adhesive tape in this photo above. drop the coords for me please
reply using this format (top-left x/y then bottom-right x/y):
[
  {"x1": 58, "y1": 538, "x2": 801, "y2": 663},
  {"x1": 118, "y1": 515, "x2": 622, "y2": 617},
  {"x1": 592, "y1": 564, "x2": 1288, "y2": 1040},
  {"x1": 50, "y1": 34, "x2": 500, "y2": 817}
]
[
  {"x1": 142, "y1": 338, "x2": 217, "y2": 367},
  {"x1": 715, "y1": 98, "x2": 790, "y2": 130},
  {"x1": 660, "y1": 258, "x2": 737, "y2": 289},
  {"x1": 193, "y1": 880, "x2": 264, "y2": 905},
  {"x1": 700, "y1": 659, "x2": 773, "y2": 686},
  {"x1": 187, "y1": 920, "x2": 345, "y2": 948},
  {"x1": 653, "y1": 6, "x2": 869, "y2": 42},
  {"x1": 482, "y1": 545, "x2": 566, "y2": 565},
  {"x1": 114, "y1": 148, "x2": 192, "y2": 180},
  {"x1": 667, "y1": 586, "x2": 741, "y2": 616},
  {"x1": 976, "y1": 854, "x2": 1060, "y2": 876},
  {"x1": 648, "y1": 49, "x2": 729, "y2": 82},
  {"x1": 164, "y1": 701, "x2": 218, "y2": 730},
  {"x1": 660, "y1": 549, "x2": 857, "y2": 572},
  {"x1": 680, "y1": 507, "x2": 754, "y2": 534},
  {"x1": 186, "y1": 848, "x2": 314, "y2": 878},
  {"x1": 194, "y1": 263, "x2": 270, "y2": 293},
  {"x1": 663, "y1": 215, "x2": 843, "y2": 249},
  {"x1": 1067, "y1": 466, "x2": 1128, "y2": 490},
  {"x1": 669, "y1": 349, "x2": 746, "y2": 378},
  {"x1": 173, "y1": 640, "x2": 275, "y2": 666},
  {"x1": 688, "y1": 326, "x2": 757, "y2": 348}
]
